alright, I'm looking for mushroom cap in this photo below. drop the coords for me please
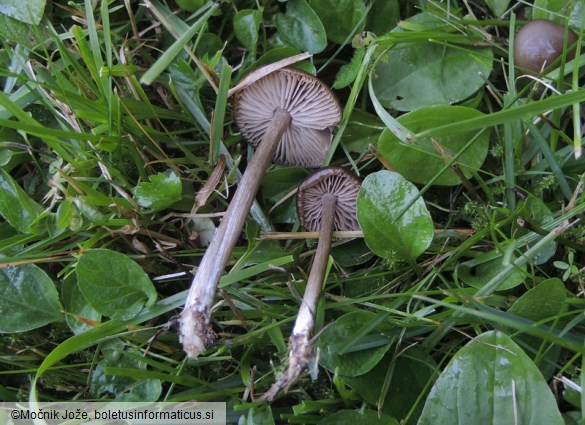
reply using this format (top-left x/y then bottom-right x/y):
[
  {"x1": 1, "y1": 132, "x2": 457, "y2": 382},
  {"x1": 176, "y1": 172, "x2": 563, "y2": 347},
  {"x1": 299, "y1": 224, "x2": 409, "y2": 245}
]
[
  {"x1": 297, "y1": 166, "x2": 361, "y2": 232},
  {"x1": 514, "y1": 19, "x2": 578, "y2": 72},
  {"x1": 233, "y1": 67, "x2": 342, "y2": 168}
]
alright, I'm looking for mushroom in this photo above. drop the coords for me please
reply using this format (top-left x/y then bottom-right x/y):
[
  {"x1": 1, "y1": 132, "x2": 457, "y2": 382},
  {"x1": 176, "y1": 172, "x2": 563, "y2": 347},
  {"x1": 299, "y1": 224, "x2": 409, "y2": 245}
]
[
  {"x1": 262, "y1": 166, "x2": 361, "y2": 400},
  {"x1": 514, "y1": 19, "x2": 578, "y2": 73},
  {"x1": 180, "y1": 67, "x2": 342, "y2": 358}
]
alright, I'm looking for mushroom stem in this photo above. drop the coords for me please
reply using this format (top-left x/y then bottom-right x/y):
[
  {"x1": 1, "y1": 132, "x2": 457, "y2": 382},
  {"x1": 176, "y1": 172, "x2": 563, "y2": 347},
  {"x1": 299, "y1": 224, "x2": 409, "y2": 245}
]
[
  {"x1": 263, "y1": 194, "x2": 337, "y2": 400},
  {"x1": 180, "y1": 108, "x2": 292, "y2": 358},
  {"x1": 292, "y1": 194, "x2": 336, "y2": 339}
]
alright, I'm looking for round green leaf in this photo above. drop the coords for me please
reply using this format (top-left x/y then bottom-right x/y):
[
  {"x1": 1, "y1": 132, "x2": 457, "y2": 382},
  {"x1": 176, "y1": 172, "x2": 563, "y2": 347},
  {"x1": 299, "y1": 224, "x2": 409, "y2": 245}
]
[
  {"x1": 418, "y1": 331, "x2": 564, "y2": 425},
  {"x1": 319, "y1": 410, "x2": 399, "y2": 425},
  {"x1": 371, "y1": 13, "x2": 493, "y2": 111},
  {"x1": 76, "y1": 249, "x2": 157, "y2": 321},
  {"x1": 344, "y1": 348, "x2": 436, "y2": 422},
  {"x1": 317, "y1": 311, "x2": 392, "y2": 377},
  {"x1": 0, "y1": 264, "x2": 63, "y2": 332},
  {"x1": 377, "y1": 105, "x2": 490, "y2": 186},
  {"x1": 0, "y1": 0, "x2": 46, "y2": 25},
  {"x1": 357, "y1": 170, "x2": 434, "y2": 261},
  {"x1": 564, "y1": 411, "x2": 581, "y2": 425},
  {"x1": 0, "y1": 169, "x2": 45, "y2": 234},
  {"x1": 175, "y1": 0, "x2": 205, "y2": 12},
  {"x1": 533, "y1": 0, "x2": 584, "y2": 27},
  {"x1": 274, "y1": 0, "x2": 327, "y2": 54},
  {"x1": 262, "y1": 167, "x2": 309, "y2": 224},
  {"x1": 518, "y1": 196, "x2": 557, "y2": 265},
  {"x1": 458, "y1": 250, "x2": 526, "y2": 291},
  {"x1": 242, "y1": 405, "x2": 275, "y2": 425},
  {"x1": 485, "y1": 0, "x2": 511, "y2": 17},
  {"x1": 333, "y1": 47, "x2": 365, "y2": 89},
  {"x1": 340, "y1": 109, "x2": 382, "y2": 152},
  {"x1": 0, "y1": 149, "x2": 13, "y2": 167},
  {"x1": 62, "y1": 275, "x2": 102, "y2": 335},
  {"x1": 91, "y1": 343, "x2": 161, "y2": 401},
  {"x1": 508, "y1": 278, "x2": 567, "y2": 321},
  {"x1": 309, "y1": 0, "x2": 366, "y2": 45},
  {"x1": 234, "y1": 9, "x2": 261, "y2": 50},
  {"x1": 508, "y1": 278, "x2": 566, "y2": 380},
  {"x1": 331, "y1": 239, "x2": 374, "y2": 267},
  {"x1": 366, "y1": 0, "x2": 400, "y2": 36}
]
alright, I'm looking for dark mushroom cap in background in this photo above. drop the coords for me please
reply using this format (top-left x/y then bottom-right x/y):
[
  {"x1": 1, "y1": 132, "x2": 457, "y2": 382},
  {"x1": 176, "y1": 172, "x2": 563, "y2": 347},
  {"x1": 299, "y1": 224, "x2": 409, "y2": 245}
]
[
  {"x1": 514, "y1": 19, "x2": 578, "y2": 73},
  {"x1": 233, "y1": 67, "x2": 342, "y2": 167},
  {"x1": 297, "y1": 166, "x2": 361, "y2": 232}
]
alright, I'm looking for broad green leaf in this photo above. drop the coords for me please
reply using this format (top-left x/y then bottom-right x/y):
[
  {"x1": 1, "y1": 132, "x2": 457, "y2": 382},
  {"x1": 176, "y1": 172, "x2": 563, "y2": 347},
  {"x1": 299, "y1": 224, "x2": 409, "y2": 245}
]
[
  {"x1": 0, "y1": 169, "x2": 45, "y2": 233},
  {"x1": 309, "y1": 0, "x2": 366, "y2": 45},
  {"x1": 417, "y1": 331, "x2": 564, "y2": 425},
  {"x1": 0, "y1": 150, "x2": 12, "y2": 166},
  {"x1": 319, "y1": 410, "x2": 399, "y2": 425},
  {"x1": 317, "y1": 311, "x2": 392, "y2": 377},
  {"x1": 331, "y1": 239, "x2": 374, "y2": 267},
  {"x1": 0, "y1": 264, "x2": 62, "y2": 332},
  {"x1": 377, "y1": 105, "x2": 490, "y2": 186},
  {"x1": 262, "y1": 167, "x2": 309, "y2": 224},
  {"x1": 518, "y1": 196, "x2": 557, "y2": 265},
  {"x1": 238, "y1": 220, "x2": 287, "y2": 267},
  {"x1": 0, "y1": 13, "x2": 49, "y2": 48},
  {"x1": 234, "y1": 9, "x2": 261, "y2": 50},
  {"x1": 371, "y1": 14, "x2": 493, "y2": 111},
  {"x1": 485, "y1": 0, "x2": 511, "y2": 17},
  {"x1": 563, "y1": 411, "x2": 581, "y2": 425},
  {"x1": 56, "y1": 199, "x2": 82, "y2": 231},
  {"x1": 274, "y1": 0, "x2": 327, "y2": 54},
  {"x1": 243, "y1": 405, "x2": 275, "y2": 425},
  {"x1": 62, "y1": 275, "x2": 102, "y2": 335},
  {"x1": 175, "y1": 0, "x2": 205, "y2": 12},
  {"x1": 195, "y1": 32, "x2": 224, "y2": 58},
  {"x1": 344, "y1": 348, "x2": 436, "y2": 423},
  {"x1": 0, "y1": 0, "x2": 46, "y2": 25},
  {"x1": 533, "y1": 0, "x2": 584, "y2": 27},
  {"x1": 458, "y1": 249, "x2": 526, "y2": 291},
  {"x1": 366, "y1": 0, "x2": 400, "y2": 36},
  {"x1": 508, "y1": 278, "x2": 566, "y2": 379},
  {"x1": 357, "y1": 171, "x2": 433, "y2": 261},
  {"x1": 341, "y1": 109, "x2": 383, "y2": 153},
  {"x1": 333, "y1": 48, "x2": 365, "y2": 89},
  {"x1": 76, "y1": 249, "x2": 157, "y2": 321},
  {"x1": 133, "y1": 170, "x2": 182, "y2": 211},
  {"x1": 508, "y1": 278, "x2": 567, "y2": 321},
  {"x1": 262, "y1": 167, "x2": 309, "y2": 203},
  {"x1": 91, "y1": 343, "x2": 161, "y2": 401}
]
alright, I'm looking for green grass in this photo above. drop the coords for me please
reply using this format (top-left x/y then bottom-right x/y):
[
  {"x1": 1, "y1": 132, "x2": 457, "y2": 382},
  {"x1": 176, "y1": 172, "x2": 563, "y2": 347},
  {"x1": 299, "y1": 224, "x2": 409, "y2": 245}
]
[{"x1": 2, "y1": 0, "x2": 585, "y2": 423}]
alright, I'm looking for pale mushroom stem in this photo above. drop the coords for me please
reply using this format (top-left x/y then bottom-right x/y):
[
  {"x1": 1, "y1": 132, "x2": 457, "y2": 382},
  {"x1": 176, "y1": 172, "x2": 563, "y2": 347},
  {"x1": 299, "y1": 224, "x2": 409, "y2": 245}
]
[
  {"x1": 262, "y1": 194, "x2": 337, "y2": 400},
  {"x1": 180, "y1": 108, "x2": 292, "y2": 358}
]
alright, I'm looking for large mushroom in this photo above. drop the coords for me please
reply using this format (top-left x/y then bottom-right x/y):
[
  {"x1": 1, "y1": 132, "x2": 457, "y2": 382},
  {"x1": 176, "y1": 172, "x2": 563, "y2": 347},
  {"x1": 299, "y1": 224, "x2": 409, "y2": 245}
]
[
  {"x1": 263, "y1": 166, "x2": 361, "y2": 400},
  {"x1": 180, "y1": 67, "x2": 342, "y2": 358}
]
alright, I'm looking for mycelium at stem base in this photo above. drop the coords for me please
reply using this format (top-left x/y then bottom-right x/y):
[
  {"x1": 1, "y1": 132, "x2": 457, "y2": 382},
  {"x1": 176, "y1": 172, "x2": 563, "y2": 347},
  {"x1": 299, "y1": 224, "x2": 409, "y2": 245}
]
[
  {"x1": 180, "y1": 108, "x2": 291, "y2": 358},
  {"x1": 262, "y1": 194, "x2": 337, "y2": 401}
]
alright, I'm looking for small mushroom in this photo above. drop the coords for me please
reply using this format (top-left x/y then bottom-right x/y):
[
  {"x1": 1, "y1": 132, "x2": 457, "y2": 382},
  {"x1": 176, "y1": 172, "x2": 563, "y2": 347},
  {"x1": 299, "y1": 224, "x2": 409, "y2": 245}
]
[
  {"x1": 262, "y1": 166, "x2": 361, "y2": 400},
  {"x1": 180, "y1": 67, "x2": 341, "y2": 358},
  {"x1": 514, "y1": 19, "x2": 578, "y2": 73}
]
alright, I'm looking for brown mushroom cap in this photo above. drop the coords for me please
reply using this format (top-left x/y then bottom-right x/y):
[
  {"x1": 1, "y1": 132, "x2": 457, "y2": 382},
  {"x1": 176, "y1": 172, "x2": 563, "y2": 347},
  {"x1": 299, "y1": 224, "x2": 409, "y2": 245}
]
[
  {"x1": 297, "y1": 166, "x2": 361, "y2": 232},
  {"x1": 233, "y1": 67, "x2": 342, "y2": 167},
  {"x1": 514, "y1": 20, "x2": 578, "y2": 73}
]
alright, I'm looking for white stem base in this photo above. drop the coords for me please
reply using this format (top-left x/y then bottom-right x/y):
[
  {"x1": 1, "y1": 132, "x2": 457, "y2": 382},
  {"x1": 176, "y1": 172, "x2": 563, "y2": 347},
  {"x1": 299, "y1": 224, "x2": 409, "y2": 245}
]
[
  {"x1": 180, "y1": 309, "x2": 215, "y2": 357},
  {"x1": 261, "y1": 195, "x2": 337, "y2": 400}
]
